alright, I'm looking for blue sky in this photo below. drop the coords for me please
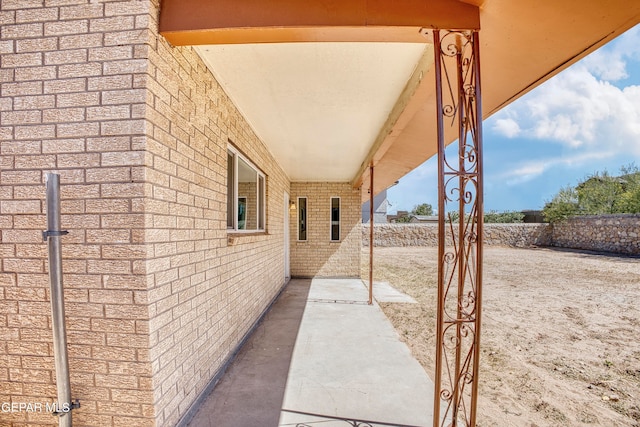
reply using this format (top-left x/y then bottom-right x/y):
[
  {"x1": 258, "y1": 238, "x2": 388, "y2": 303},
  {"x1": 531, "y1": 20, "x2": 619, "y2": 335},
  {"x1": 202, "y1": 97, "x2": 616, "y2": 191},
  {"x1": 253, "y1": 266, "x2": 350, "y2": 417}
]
[{"x1": 388, "y1": 24, "x2": 640, "y2": 213}]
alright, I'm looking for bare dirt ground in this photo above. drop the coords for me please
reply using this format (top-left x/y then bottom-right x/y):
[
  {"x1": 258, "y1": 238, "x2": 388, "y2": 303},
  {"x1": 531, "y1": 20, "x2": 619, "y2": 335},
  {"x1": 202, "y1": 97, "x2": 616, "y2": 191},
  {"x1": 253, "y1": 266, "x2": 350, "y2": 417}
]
[{"x1": 362, "y1": 246, "x2": 640, "y2": 427}]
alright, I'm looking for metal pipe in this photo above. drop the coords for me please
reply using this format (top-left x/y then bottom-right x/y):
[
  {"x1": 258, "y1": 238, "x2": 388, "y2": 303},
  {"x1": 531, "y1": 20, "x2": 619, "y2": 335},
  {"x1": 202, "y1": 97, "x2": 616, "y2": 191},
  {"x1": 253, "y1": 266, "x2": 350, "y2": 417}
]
[
  {"x1": 469, "y1": 30, "x2": 484, "y2": 426},
  {"x1": 368, "y1": 164, "x2": 374, "y2": 305},
  {"x1": 432, "y1": 28, "x2": 445, "y2": 427},
  {"x1": 45, "y1": 173, "x2": 73, "y2": 427}
]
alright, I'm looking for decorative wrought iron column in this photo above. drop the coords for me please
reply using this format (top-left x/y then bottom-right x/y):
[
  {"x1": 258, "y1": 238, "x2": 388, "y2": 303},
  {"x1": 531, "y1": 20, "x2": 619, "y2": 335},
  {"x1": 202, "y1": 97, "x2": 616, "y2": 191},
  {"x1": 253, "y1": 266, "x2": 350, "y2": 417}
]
[{"x1": 432, "y1": 30, "x2": 484, "y2": 427}]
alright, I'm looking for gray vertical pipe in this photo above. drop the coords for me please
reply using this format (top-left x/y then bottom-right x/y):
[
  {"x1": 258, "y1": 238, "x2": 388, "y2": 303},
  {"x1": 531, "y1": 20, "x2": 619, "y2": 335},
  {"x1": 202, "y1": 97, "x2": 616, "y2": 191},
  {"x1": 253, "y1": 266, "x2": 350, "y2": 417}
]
[{"x1": 45, "y1": 173, "x2": 72, "y2": 427}]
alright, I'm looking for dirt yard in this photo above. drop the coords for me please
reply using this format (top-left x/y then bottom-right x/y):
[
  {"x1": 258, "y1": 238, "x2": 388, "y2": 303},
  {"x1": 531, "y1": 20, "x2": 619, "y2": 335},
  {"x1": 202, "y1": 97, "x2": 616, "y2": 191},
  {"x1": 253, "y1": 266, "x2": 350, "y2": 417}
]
[{"x1": 363, "y1": 246, "x2": 640, "y2": 426}]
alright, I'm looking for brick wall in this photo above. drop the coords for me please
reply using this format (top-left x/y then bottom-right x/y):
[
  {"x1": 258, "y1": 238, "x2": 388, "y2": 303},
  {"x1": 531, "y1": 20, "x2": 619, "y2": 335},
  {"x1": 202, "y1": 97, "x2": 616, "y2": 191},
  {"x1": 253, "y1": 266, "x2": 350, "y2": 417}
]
[
  {"x1": 143, "y1": 2, "x2": 290, "y2": 424},
  {"x1": 0, "y1": 1, "x2": 291, "y2": 426},
  {"x1": 290, "y1": 182, "x2": 361, "y2": 277},
  {"x1": 0, "y1": 1, "x2": 156, "y2": 426}
]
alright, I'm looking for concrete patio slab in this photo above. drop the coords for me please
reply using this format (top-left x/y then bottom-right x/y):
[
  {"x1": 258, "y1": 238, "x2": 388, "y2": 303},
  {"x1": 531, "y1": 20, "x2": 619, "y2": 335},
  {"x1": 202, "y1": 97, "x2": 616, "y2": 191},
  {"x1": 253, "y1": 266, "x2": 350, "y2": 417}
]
[
  {"x1": 371, "y1": 280, "x2": 418, "y2": 303},
  {"x1": 185, "y1": 278, "x2": 434, "y2": 427}
]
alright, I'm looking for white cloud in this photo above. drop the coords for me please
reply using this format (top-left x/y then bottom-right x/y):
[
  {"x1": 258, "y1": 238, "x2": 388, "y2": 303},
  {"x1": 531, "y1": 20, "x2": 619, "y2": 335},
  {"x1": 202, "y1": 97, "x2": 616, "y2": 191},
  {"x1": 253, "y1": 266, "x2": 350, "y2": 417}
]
[
  {"x1": 492, "y1": 118, "x2": 521, "y2": 138},
  {"x1": 582, "y1": 25, "x2": 640, "y2": 81},
  {"x1": 500, "y1": 151, "x2": 615, "y2": 186},
  {"x1": 495, "y1": 62, "x2": 640, "y2": 156}
]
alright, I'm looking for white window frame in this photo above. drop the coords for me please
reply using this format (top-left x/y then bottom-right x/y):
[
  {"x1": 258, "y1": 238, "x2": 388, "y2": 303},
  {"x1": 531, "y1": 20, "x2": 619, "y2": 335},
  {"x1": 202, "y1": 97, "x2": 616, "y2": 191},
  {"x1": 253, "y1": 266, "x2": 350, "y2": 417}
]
[
  {"x1": 330, "y1": 196, "x2": 340, "y2": 242},
  {"x1": 227, "y1": 145, "x2": 266, "y2": 233}
]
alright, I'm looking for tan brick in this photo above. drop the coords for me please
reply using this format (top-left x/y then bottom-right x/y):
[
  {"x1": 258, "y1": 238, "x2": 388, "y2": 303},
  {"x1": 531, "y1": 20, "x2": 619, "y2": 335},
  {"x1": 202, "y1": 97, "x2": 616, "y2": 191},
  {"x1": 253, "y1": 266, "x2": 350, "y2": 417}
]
[
  {"x1": 15, "y1": 244, "x2": 47, "y2": 258},
  {"x1": 42, "y1": 138, "x2": 85, "y2": 153},
  {"x1": 1, "y1": 170, "x2": 41, "y2": 185},
  {"x1": 43, "y1": 107, "x2": 85, "y2": 123},
  {"x1": 44, "y1": 48, "x2": 87, "y2": 65},
  {"x1": 1, "y1": 110, "x2": 41, "y2": 126},
  {"x1": 89, "y1": 46, "x2": 133, "y2": 63},
  {"x1": 56, "y1": 122, "x2": 100, "y2": 138},
  {"x1": 101, "y1": 213, "x2": 144, "y2": 228},
  {"x1": 6, "y1": 341, "x2": 50, "y2": 357},
  {"x1": 59, "y1": 4, "x2": 104, "y2": 21},
  {"x1": 15, "y1": 65, "x2": 57, "y2": 82},
  {"x1": 14, "y1": 94, "x2": 55, "y2": 110},
  {"x1": 101, "y1": 119, "x2": 146, "y2": 136},
  {"x1": 9, "y1": 368, "x2": 51, "y2": 383},
  {"x1": 92, "y1": 345, "x2": 136, "y2": 362},
  {"x1": 86, "y1": 166, "x2": 131, "y2": 183},
  {"x1": 103, "y1": 59, "x2": 148, "y2": 75},
  {"x1": 101, "y1": 151, "x2": 146, "y2": 167},
  {"x1": 104, "y1": 303, "x2": 149, "y2": 320},
  {"x1": 87, "y1": 259, "x2": 131, "y2": 275},
  {"x1": 56, "y1": 153, "x2": 100, "y2": 168},
  {"x1": 14, "y1": 154, "x2": 56, "y2": 169},
  {"x1": 101, "y1": 183, "x2": 145, "y2": 198},
  {"x1": 16, "y1": 37, "x2": 58, "y2": 53},
  {"x1": 44, "y1": 77, "x2": 86, "y2": 94},
  {"x1": 0, "y1": 200, "x2": 41, "y2": 214},
  {"x1": 14, "y1": 124, "x2": 55, "y2": 140},
  {"x1": 58, "y1": 62, "x2": 102, "y2": 79},
  {"x1": 86, "y1": 198, "x2": 130, "y2": 214},
  {"x1": 60, "y1": 184, "x2": 100, "y2": 199},
  {"x1": 88, "y1": 75, "x2": 132, "y2": 91},
  {"x1": 1, "y1": 140, "x2": 41, "y2": 155},
  {"x1": 56, "y1": 91, "x2": 100, "y2": 108},
  {"x1": 15, "y1": 7, "x2": 59, "y2": 23},
  {"x1": 87, "y1": 105, "x2": 130, "y2": 121},
  {"x1": 44, "y1": 19, "x2": 88, "y2": 36},
  {"x1": 1, "y1": 23, "x2": 43, "y2": 39},
  {"x1": 101, "y1": 244, "x2": 146, "y2": 260},
  {"x1": 102, "y1": 88, "x2": 146, "y2": 105},
  {"x1": 59, "y1": 32, "x2": 103, "y2": 50},
  {"x1": 1, "y1": 52, "x2": 42, "y2": 68},
  {"x1": 87, "y1": 136, "x2": 131, "y2": 152}
]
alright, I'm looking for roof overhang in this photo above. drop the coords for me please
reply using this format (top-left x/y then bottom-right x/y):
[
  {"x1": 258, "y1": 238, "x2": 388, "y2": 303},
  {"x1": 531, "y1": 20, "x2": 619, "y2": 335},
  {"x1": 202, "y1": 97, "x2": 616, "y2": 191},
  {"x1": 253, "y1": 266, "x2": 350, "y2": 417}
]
[
  {"x1": 160, "y1": 0, "x2": 480, "y2": 45},
  {"x1": 159, "y1": 0, "x2": 640, "y2": 201}
]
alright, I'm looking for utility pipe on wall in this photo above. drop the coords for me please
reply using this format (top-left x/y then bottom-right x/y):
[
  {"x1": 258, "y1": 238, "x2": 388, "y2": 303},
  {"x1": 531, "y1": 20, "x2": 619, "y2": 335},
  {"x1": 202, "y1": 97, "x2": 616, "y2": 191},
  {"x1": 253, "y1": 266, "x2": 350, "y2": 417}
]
[{"x1": 44, "y1": 173, "x2": 77, "y2": 427}]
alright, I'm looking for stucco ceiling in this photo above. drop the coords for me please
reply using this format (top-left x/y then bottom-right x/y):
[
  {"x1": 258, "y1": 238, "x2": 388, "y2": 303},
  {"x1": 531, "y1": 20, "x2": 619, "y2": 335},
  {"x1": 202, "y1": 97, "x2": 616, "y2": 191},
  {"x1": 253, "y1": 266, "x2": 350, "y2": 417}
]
[{"x1": 195, "y1": 42, "x2": 428, "y2": 182}]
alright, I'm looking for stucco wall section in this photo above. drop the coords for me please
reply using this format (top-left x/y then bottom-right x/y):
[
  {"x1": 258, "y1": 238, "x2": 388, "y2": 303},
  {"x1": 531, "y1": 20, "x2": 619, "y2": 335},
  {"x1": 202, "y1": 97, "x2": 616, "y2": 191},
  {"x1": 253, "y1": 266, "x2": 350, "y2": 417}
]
[
  {"x1": 0, "y1": 2, "x2": 156, "y2": 426},
  {"x1": 290, "y1": 182, "x2": 361, "y2": 277},
  {"x1": 550, "y1": 214, "x2": 640, "y2": 255}
]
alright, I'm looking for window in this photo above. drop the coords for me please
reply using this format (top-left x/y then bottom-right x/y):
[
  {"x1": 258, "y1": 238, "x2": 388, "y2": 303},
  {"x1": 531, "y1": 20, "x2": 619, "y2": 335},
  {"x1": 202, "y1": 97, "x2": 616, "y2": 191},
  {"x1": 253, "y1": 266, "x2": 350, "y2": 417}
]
[
  {"x1": 330, "y1": 197, "x2": 340, "y2": 241},
  {"x1": 227, "y1": 145, "x2": 266, "y2": 232},
  {"x1": 298, "y1": 197, "x2": 307, "y2": 241}
]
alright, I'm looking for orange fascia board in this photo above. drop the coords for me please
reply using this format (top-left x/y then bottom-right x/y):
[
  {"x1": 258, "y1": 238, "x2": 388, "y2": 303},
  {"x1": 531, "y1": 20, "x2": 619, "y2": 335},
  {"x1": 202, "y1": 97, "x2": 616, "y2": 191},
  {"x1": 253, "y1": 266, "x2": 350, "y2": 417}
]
[{"x1": 159, "y1": 0, "x2": 480, "y2": 45}]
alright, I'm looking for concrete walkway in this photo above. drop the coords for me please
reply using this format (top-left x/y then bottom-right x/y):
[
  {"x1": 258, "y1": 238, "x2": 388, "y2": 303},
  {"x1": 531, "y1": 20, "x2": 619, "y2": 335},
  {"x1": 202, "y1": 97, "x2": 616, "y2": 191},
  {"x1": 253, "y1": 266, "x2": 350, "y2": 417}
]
[{"x1": 186, "y1": 278, "x2": 434, "y2": 427}]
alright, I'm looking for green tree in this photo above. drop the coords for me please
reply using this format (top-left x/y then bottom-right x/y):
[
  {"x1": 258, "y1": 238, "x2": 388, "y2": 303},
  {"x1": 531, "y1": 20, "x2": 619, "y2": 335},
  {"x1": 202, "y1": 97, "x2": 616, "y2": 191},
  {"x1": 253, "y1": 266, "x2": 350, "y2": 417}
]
[
  {"x1": 614, "y1": 164, "x2": 640, "y2": 213},
  {"x1": 484, "y1": 210, "x2": 525, "y2": 223},
  {"x1": 412, "y1": 203, "x2": 433, "y2": 216},
  {"x1": 542, "y1": 186, "x2": 579, "y2": 223},
  {"x1": 542, "y1": 163, "x2": 640, "y2": 222},
  {"x1": 576, "y1": 171, "x2": 623, "y2": 215}
]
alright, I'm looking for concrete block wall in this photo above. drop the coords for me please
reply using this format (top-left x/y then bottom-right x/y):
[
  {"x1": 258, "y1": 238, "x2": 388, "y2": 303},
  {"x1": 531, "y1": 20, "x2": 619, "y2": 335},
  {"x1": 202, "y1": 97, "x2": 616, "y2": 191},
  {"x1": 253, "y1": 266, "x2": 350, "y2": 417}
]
[
  {"x1": 290, "y1": 182, "x2": 361, "y2": 277},
  {"x1": 0, "y1": 1, "x2": 290, "y2": 426}
]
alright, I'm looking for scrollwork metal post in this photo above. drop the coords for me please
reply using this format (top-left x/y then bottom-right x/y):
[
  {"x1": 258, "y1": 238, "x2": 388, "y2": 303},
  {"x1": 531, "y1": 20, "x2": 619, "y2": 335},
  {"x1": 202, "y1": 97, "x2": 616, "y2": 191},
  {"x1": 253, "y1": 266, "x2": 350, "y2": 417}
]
[{"x1": 433, "y1": 29, "x2": 484, "y2": 427}]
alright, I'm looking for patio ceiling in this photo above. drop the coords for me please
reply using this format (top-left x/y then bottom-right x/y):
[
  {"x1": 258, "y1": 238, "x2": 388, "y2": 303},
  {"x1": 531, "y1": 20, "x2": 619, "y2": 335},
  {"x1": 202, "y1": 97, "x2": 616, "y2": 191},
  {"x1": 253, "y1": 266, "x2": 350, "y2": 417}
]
[
  {"x1": 195, "y1": 42, "x2": 430, "y2": 182},
  {"x1": 160, "y1": 0, "x2": 640, "y2": 198}
]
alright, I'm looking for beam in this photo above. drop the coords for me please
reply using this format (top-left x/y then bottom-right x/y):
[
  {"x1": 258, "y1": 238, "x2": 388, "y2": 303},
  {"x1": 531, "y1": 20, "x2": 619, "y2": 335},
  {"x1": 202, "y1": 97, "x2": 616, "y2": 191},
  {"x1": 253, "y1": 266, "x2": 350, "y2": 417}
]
[{"x1": 160, "y1": 0, "x2": 480, "y2": 45}]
